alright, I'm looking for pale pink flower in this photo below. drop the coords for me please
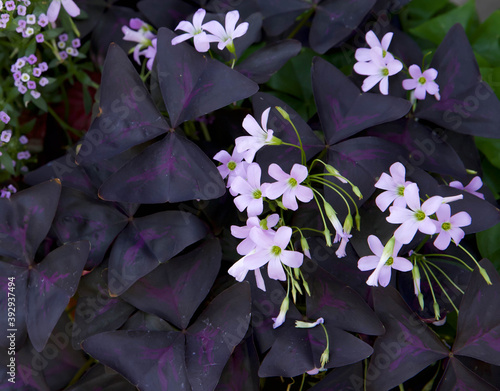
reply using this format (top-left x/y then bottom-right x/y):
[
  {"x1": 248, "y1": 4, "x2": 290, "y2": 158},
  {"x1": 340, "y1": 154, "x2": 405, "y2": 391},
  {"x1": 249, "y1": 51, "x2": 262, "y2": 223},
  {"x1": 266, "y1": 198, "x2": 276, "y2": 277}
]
[
  {"x1": 374, "y1": 162, "x2": 412, "y2": 212},
  {"x1": 228, "y1": 250, "x2": 266, "y2": 291},
  {"x1": 358, "y1": 235, "x2": 412, "y2": 287},
  {"x1": 171, "y1": 8, "x2": 217, "y2": 53},
  {"x1": 213, "y1": 148, "x2": 249, "y2": 194},
  {"x1": 47, "y1": 0, "x2": 80, "y2": 22},
  {"x1": 387, "y1": 183, "x2": 443, "y2": 244},
  {"x1": 202, "y1": 10, "x2": 248, "y2": 52},
  {"x1": 355, "y1": 31, "x2": 394, "y2": 62},
  {"x1": 263, "y1": 163, "x2": 313, "y2": 210},
  {"x1": 230, "y1": 163, "x2": 266, "y2": 216},
  {"x1": 231, "y1": 214, "x2": 279, "y2": 255},
  {"x1": 449, "y1": 176, "x2": 485, "y2": 200},
  {"x1": 402, "y1": 65, "x2": 440, "y2": 101},
  {"x1": 432, "y1": 204, "x2": 471, "y2": 250},
  {"x1": 244, "y1": 226, "x2": 303, "y2": 281},
  {"x1": 353, "y1": 48, "x2": 403, "y2": 95},
  {"x1": 235, "y1": 107, "x2": 281, "y2": 162}
]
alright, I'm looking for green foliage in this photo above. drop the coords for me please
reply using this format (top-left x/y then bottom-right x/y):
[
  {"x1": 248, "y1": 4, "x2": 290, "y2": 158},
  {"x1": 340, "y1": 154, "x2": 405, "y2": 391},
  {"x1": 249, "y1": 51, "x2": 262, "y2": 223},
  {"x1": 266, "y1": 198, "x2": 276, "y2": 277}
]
[{"x1": 472, "y1": 10, "x2": 500, "y2": 66}]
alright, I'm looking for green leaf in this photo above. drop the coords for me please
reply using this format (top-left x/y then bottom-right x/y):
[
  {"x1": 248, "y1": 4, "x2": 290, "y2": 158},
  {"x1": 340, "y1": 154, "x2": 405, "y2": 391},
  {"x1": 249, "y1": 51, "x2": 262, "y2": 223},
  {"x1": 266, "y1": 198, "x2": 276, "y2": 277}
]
[
  {"x1": 472, "y1": 10, "x2": 500, "y2": 66},
  {"x1": 476, "y1": 136, "x2": 500, "y2": 169},
  {"x1": 0, "y1": 153, "x2": 15, "y2": 175},
  {"x1": 43, "y1": 28, "x2": 65, "y2": 41},
  {"x1": 480, "y1": 67, "x2": 500, "y2": 97},
  {"x1": 409, "y1": 0, "x2": 479, "y2": 45},
  {"x1": 31, "y1": 96, "x2": 48, "y2": 112},
  {"x1": 400, "y1": 0, "x2": 451, "y2": 31},
  {"x1": 477, "y1": 222, "x2": 500, "y2": 272},
  {"x1": 82, "y1": 85, "x2": 92, "y2": 114},
  {"x1": 481, "y1": 157, "x2": 500, "y2": 199}
]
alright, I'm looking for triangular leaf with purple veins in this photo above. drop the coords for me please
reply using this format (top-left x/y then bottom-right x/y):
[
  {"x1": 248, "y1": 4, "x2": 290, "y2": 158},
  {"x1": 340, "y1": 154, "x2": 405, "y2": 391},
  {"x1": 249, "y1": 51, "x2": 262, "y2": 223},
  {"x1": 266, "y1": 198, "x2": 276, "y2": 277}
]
[
  {"x1": 121, "y1": 312, "x2": 177, "y2": 332},
  {"x1": 53, "y1": 187, "x2": 129, "y2": 269},
  {"x1": 323, "y1": 326, "x2": 374, "y2": 369},
  {"x1": 305, "y1": 261, "x2": 385, "y2": 336},
  {"x1": 236, "y1": 40, "x2": 302, "y2": 84},
  {"x1": 65, "y1": 364, "x2": 137, "y2": 391},
  {"x1": 367, "y1": 287, "x2": 449, "y2": 391},
  {"x1": 215, "y1": 338, "x2": 260, "y2": 391},
  {"x1": 98, "y1": 131, "x2": 226, "y2": 203},
  {"x1": 137, "y1": 0, "x2": 195, "y2": 29},
  {"x1": 256, "y1": 0, "x2": 310, "y2": 36},
  {"x1": 108, "y1": 210, "x2": 207, "y2": 296},
  {"x1": 309, "y1": 0, "x2": 376, "y2": 54},
  {"x1": 364, "y1": 118, "x2": 467, "y2": 178},
  {"x1": 27, "y1": 241, "x2": 90, "y2": 352},
  {"x1": 72, "y1": 262, "x2": 136, "y2": 349},
  {"x1": 0, "y1": 262, "x2": 28, "y2": 351},
  {"x1": 436, "y1": 185, "x2": 500, "y2": 234},
  {"x1": 312, "y1": 57, "x2": 411, "y2": 145},
  {"x1": 252, "y1": 92, "x2": 324, "y2": 182},
  {"x1": 415, "y1": 24, "x2": 500, "y2": 138},
  {"x1": 156, "y1": 28, "x2": 259, "y2": 128},
  {"x1": 76, "y1": 43, "x2": 169, "y2": 166},
  {"x1": 121, "y1": 238, "x2": 221, "y2": 329},
  {"x1": 437, "y1": 357, "x2": 500, "y2": 391},
  {"x1": 186, "y1": 282, "x2": 251, "y2": 391},
  {"x1": 82, "y1": 331, "x2": 189, "y2": 391},
  {"x1": 453, "y1": 259, "x2": 500, "y2": 365},
  {"x1": 309, "y1": 362, "x2": 364, "y2": 391},
  {"x1": 0, "y1": 179, "x2": 61, "y2": 262}
]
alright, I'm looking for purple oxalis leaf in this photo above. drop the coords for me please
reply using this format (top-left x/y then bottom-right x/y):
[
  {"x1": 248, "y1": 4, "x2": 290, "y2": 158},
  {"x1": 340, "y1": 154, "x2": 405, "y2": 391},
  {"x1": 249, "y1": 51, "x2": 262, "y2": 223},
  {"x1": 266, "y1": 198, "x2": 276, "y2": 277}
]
[
  {"x1": 312, "y1": 57, "x2": 411, "y2": 145},
  {"x1": 453, "y1": 259, "x2": 500, "y2": 366},
  {"x1": 156, "y1": 27, "x2": 259, "y2": 128},
  {"x1": 137, "y1": 0, "x2": 196, "y2": 30},
  {"x1": 437, "y1": 357, "x2": 500, "y2": 391},
  {"x1": 65, "y1": 364, "x2": 137, "y2": 391}
]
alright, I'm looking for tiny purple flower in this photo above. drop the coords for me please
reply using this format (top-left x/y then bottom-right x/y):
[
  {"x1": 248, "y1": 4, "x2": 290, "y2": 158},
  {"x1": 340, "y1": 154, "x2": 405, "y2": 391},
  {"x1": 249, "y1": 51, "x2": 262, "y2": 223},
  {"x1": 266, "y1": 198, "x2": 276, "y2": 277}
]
[
  {"x1": 5, "y1": 1, "x2": 15, "y2": 11},
  {"x1": 27, "y1": 80, "x2": 36, "y2": 89},
  {"x1": 263, "y1": 163, "x2": 314, "y2": 210},
  {"x1": 36, "y1": 33, "x2": 44, "y2": 43},
  {"x1": 18, "y1": 19, "x2": 26, "y2": 28},
  {"x1": 26, "y1": 14, "x2": 36, "y2": 24},
  {"x1": 30, "y1": 90, "x2": 40, "y2": 99},
  {"x1": 386, "y1": 183, "x2": 443, "y2": 244},
  {"x1": 59, "y1": 51, "x2": 68, "y2": 60},
  {"x1": 231, "y1": 214, "x2": 279, "y2": 255},
  {"x1": 213, "y1": 148, "x2": 249, "y2": 193},
  {"x1": 37, "y1": 13, "x2": 48, "y2": 27},
  {"x1": 1, "y1": 14, "x2": 10, "y2": 21},
  {"x1": 0, "y1": 21, "x2": 7, "y2": 29},
  {"x1": 24, "y1": 0, "x2": 31, "y2": 6},
  {"x1": 27, "y1": 54, "x2": 37, "y2": 65},
  {"x1": 15, "y1": 58, "x2": 25, "y2": 69},
  {"x1": 354, "y1": 48, "x2": 403, "y2": 95},
  {"x1": 0, "y1": 111, "x2": 10, "y2": 124},
  {"x1": 13, "y1": 71, "x2": 21, "y2": 80},
  {"x1": 402, "y1": 65, "x2": 440, "y2": 101},
  {"x1": 17, "y1": 5, "x2": 26, "y2": 15},
  {"x1": 39, "y1": 62, "x2": 48, "y2": 71},
  {"x1": 1, "y1": 129, "x2": 12, "y2": 142},
  {"x1": 374, "y1": 162, "x2": 412, "y2": 211},
  {"x1": 17, "y1": 151, "x2": 31, "y2": 160},
  {"x1": 71, "y1": 38, "x2": 80, "y2": 48},
  {"x1": 355, "y1": 31, "x2": 394, "y2": 62},
  {"x1": 449, "y1": 176, "x2": 485, "y2": 199},
  {"x1": 432, "y1": 204, "x2": 471, "y2": 250},
  {"x1": 1, "y1": 189, "x2": 11, "y2": 198},
  {"x1": 19, "y1": 135, "x2": 28, "y2": 144},
  {"x1": 18, "y1": 85, "x2": 27, "y2": 94},
  {"x1": 39, "y1": 77, "x2": 49, "y2": 86},
  {"x1": 171, "y1": 8, "x2": 217, "y2": 53},
  {"x1": 23, "y1": 27, "x2": 34, "y2": 37},
  {"x1": 32, "y1": 67, "x2": 41, "y2": 77},
  {"x1": 59, "y1": 33, "x2": 68, "y2": 41},
  {"x1": 202, "y1": 10, "x2": 249, "y2": 52},
  {"x1": 228, "y1": 251, "x2": 267, "y2": 291},
  {"x1": 358, "y1": 235, "x2": 412, "y2": 287},
  {"x1": 7, "y1": 184, "x2": 16, "y2": 193}
]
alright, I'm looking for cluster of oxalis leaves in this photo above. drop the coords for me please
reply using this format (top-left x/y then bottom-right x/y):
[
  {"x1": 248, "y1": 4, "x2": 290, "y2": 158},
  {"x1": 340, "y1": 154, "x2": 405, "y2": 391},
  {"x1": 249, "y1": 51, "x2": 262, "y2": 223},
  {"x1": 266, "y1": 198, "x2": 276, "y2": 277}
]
[{"x1": 2, "y1": 0, "x2": 500, "y2": 390}]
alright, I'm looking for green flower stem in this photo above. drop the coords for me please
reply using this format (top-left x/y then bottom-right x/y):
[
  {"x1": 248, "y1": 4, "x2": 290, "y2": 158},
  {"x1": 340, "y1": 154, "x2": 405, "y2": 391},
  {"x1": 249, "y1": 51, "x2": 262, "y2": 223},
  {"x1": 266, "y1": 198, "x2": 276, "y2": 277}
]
[
  {"x1": 276, "y1": 107, "x2": 306, "y2": 165},
  {"x1": 299, "y1": 373, "x2": 306, "y2": 391},
  {"x1": 199, "y1": 121, "x2": 211, "y2": 142},
  {"x1": 68, "y1": 16, "x2": 81, "y2": 37},
  {"x1": 457, "y1": 243, "x2": 491, "y2": 284},
  {"x1": 280, "y1": 141, "x2": 304, "y2": 152},
  {"x1": 413, "y1": 235, "x2": 429, "y2": 253},
  {"x1": 310, "y1": 177, "x2": 352, "y2": 216},
  {"x1": 44, "y1": 40, "x2": 62, "y2": 61},
  {"x1": 424, "y1": 260, "x2": 465, "y2": 295},
  {"x1": 311, "y1": 188, "x2": 329, "y2": 233},
  {"x1": 423, "y1": 253, "x2": 474, "y2": 272},
  {"x1": 47, "y1": 105, "x2": 83, "y2": 140},
  {"x1": 419, "y1": 260, "x2": 440, "y2": 320},
  {"x1": 67, "y1": 358, "x2": 97, "y2": 387},
  {"x1": 287, "y1": 8, "x2": 314, "y2": 40},
  {"x1": 421, "y1": 259, "x2": 460, "y2": 314},
  {"x1": 310, "y1": 173, "x2": 361, "y2": 213}
]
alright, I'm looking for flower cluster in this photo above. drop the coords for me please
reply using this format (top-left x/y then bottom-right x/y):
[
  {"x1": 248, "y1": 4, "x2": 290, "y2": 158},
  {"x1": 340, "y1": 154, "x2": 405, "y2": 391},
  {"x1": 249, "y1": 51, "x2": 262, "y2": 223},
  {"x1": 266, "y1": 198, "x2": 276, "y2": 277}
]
[
  {"x1": 358, "y1": 162, "x2": 474, "y2": 290},
  {"x1": 0, "y1": 110, "x2": 31, "y2": 173},
  {"x1": 11, "y1": 55, "x2": 49, "y2": 98},
  {"x1": 171, "y1": 8, "x2": 248, "y2": 56},
  {"x1": 354, "y1": 30, "x2": 440, "y2": 101},
  {"x1": 122, "y1": 18, "x2": 157, "y2": 71},
  {"x1": 0, "y1": 184, "x2": 16, "y2": 198},
  {"x1": 57, "y1": 33, "x2": 80, "y2": 60}
]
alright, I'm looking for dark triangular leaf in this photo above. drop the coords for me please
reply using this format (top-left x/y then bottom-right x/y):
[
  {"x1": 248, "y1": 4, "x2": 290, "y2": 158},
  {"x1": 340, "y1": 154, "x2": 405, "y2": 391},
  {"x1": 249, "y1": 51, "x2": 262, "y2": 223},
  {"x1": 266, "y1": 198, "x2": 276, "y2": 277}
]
[
  {"x1": 76, "y1": 44, "x2": 169, "y2": 166},
  {"x1": 453, "y1": 259, "x2": 500, "y2": 365},
  {"x1": 156, "y1": 28, "x2": 259, "y2": 128},
  {"x1": 309, "y1": 362, "x2": 364, "y2": 391},
  {"x1": 98, "y1": 132, "x2": 226, "y2": 203},
  {"x1": 121, "y1": 312, "x2": 177, "y2": 332},
  {"x1": 108, "y1": 210, "x2": 207, "y2": 296},
  {"x1": 27, "y1": 241, "x2": 90, "y2": 351},
  {"x1": 186, "y1": 282, "x2": 251, "y2": 391},
  {"x1": 437, "y1": 357, "x2": 500, "y2": 391},
  {"x1": 323, "y1": 326, "x2": 374, "y2": 368},
  {"x1": 53, "y1": 187, "x2": 128, "y2": 269},
  {"x1": 137, "y1": 0, "x2": 195, "y2": 29},
  {"x1": 415, "y1": 24, "x2": 500, "y2": 138},
  {"x1": 236, "y1": 40, "x2": 302, "y2": 84},
  {"x1": 367, "y1": 287, "x2": 449, "y2": 391},
  {"x1": 0, "y1": 179, "x2": 61, "y2": 263},
  {"x1": 309, "y1": 0, "x2": 376, "y2": 54},
  {"x1": 121, "y1": 238, "x2": 221, "y2": 328},
  {"x1": 312, "y1": 57, "x2": 411, "y2": 145},
  {"x1": 65, "y1": 364, "x2": 137, "y2": 391},
  {"x1": 256, "y1": 0, "x2": 310, "y2": 36},
  {"x1": 82, "y1": 331, "x2": 189, "y2": 391}
]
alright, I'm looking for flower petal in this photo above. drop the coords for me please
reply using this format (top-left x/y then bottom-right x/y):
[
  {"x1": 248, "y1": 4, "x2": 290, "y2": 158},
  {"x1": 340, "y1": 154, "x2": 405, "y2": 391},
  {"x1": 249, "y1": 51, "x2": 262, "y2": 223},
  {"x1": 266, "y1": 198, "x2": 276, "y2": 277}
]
[
  {"x1": 422, "y1": 68, "x2": 438, "y2": 81},
  {"x1": 355, "y1": 48, "x2": 372, "y2": 62},
  {"x1": 436, "y1": 203, "x2": 451, "y2": 222},
  {"x1": 418, "y1": 217, "x2": 437, "y2": 235},
  {"x1": 379, "y1": 77, "x2": 389, "y2": 95},
  {"x1": 354, "y1": 61, "x2": 380, "y2": 76},
  {"x1": 365, "y1": 31, "x2": 381, "y2": 48},
  {"x1": 402, "y1": 79, "x2": 419, "y2": 91},
  {"x1": 450, "y1": 211, "x2": 472, "y2": 227},
  {"x1": 394, "y1": 219, "x2": 420, "y2": 244},
  {"x1": 367, "y1": 235, "x2": 384, "y2": 256},
  {"x1": 361, "y1": 74, "x2": 383, "y2": 92},
  {"x1": 202, "y1": 20, "x2": 226, "y2": 39},
  {"x1": 274, "y1": 226, "x2": 292, "y2": 249},
  {"x1": 433, "y1": 231, "x2": 451, "y2": 250},
  {"x1": 421, "y1": 196, "x2": 444, "y2": 215},
  {"x1": 408, "y1": 64, "x2": 422, "y2": 79},
  {"x1": 358, "y1": 255, "x2": 381, "y2": 271},
  {"x1": 62, "y1": 0, "x2": 80, "y2": 17},
  {"x1": 232, "y1": 22, "x2": 248, "y2": 39},
  {"x1": 294, "y1": 185, "x2": 313, "y2": 204},
  {"x1": 225, "y1": 10, "x2": 240, "y2": 35},
  {"x1": 380, "y1": 32, "x2": 393, "y2": 50},
  {"x1": 281, "y1": 250, "x2": 303, "y2": 268},
  {"x1": 392, "y1": 257, "x2": 413, "y2": 272},
  {"x1": 376, "y1": 191, "x2": 397, "y2": 212},
  {"x1": 282, "y1": 189, "x2": 298, "y2": 210},
  {"x1": 378, "y1": 266, "x2": 392, "y2": 287},
  {"x1": 265, "y1": 181, "x2": 289, "y2": 200},
  {"x1": 414, "y1": 84, "x2": 427, "y2": 100},
  {"x1": 404, "y1": 183, "x2": 420, "y2": 211},
  {"x1": 192, "y1": 8, "x2": 206, "y2": 29},
  {"x1": 267, "y1": 258, "x2": 286, "y2": 280}
]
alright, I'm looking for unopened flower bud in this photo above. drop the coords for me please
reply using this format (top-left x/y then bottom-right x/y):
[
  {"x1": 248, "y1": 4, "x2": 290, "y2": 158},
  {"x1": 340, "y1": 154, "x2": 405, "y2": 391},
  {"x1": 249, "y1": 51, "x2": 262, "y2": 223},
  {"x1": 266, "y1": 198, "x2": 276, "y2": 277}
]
[
  {"x1": 433, "y1": 302, "x2": 440, "y2": 320},
  {"x1": 479, "y1": 266, "x2": 492, "y2": 285},
  {"x1": 343, "y1": 214, "x2": 353, "y2": 234},
  {"x1": 272, "y1": 296, "x2": 289, "y2": 329},
  {"x1": 418, "y1": 293, "x2": 424, "y2": 310},
  {"x1": 295, "y1": 317, "x2": 324, "y2": 328},
  {"x1": 301, "y1": 236, "x2": 311, "y2": 258},
  {"x1": 324, "y1": 228, "x2": 332, "y2": 247},
  {"x1": 355, "y1": 212, "x2": 361, "y2": 231},
  {"x1": 320, "y1": 348, "x2": 329, "y2": 368},
  {"x1": 352, "y1": 185, "x2": 362, "y2": 199},
  {"x1": 275, "y1": 106, "x2": 290, "y2": 121}
]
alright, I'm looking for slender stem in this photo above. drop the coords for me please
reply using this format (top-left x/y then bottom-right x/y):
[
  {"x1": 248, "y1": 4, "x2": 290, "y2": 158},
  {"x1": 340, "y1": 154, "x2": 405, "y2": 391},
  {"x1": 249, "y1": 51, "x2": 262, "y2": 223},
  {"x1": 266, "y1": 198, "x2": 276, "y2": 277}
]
[
  {"x1": 310, "y1": 177, "x2": 352, "y2": 216},
  {"x1": 199, "y1": 121, "x2": 211, "y2": 142},
  {"x1": 457, "y1": 243, "x2": 480, "y2": 268},
  {"x1": 424, "y1": 253, "x2": 473, "y2": 271},
  {"x1": 298, "y1": 373, "x2": 306, "y2": 391},
  {"x1": 281, "y1": 141, "x2": 303, "y2": 151},
  {"x1": 280, "y1": 112, "x2": 305, "y2": 165},
  {"x1": 67, "y1": 358, "x2": 96, "y2": 386},
  {"x1": 312, "y1": 174, "x2": 359, "y2": 212},
  {"x1": 311, "y1": 189, "x2": 328, "y2": 231},
  {"x1": 424, "y1": 260, "x2": 465, "y2": 294},
  {"x1": 47, "y1": 105, "x2": 83, "y2": 139},
  {"x1": 421, "y1": 260, "x2": 460, "y2": 313},
  {"x1": 413, "y1": 236, "x2": 429, "y2": 253},
  {"x1": 419, "y1": 260, "x2": 439, "y2": 318},
  {"x1": 364, "y1": 359, "x2": 368, "y2": 391},
  {"x1": 287, "y1": 8, "x2": 314, "y2": 39}
]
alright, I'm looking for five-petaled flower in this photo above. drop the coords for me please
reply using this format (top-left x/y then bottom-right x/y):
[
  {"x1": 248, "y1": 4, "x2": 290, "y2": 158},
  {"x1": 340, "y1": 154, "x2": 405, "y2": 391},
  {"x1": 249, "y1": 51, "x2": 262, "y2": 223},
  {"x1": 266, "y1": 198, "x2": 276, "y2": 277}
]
[
  {"x1": 402, "y1": 64, "x2": 440, "y2": 101},
  {"x1": 358, "y1": 235, "x2": 413, "y2": 287},
  {"x1": 230, "y1": 163, "x2": 266, "y2": 216},
  {"x1": 171, "y1": 8, "x2": 216, "y2": 52},
  {"x1": 374, "y1": 162, "x2": 412, "y2": 212},
  {"x1": 202, "y1": 10, "x2": 248, "y2": 54},
  {"x1": 355, "y1": 31, "x2": 394, "y2": 62},
  {"x1": 432, "y1": 203, "x2": 471, "y2": 250},
  {"x1": 213, "y1": 148, "x2": 249, "y2": 194},
  {"x1": 449, "y1": 176, "x2": 485, "y2": 199},
  {"x1": 263, "y1": 163, "x2": 314, "y2": 210}
]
